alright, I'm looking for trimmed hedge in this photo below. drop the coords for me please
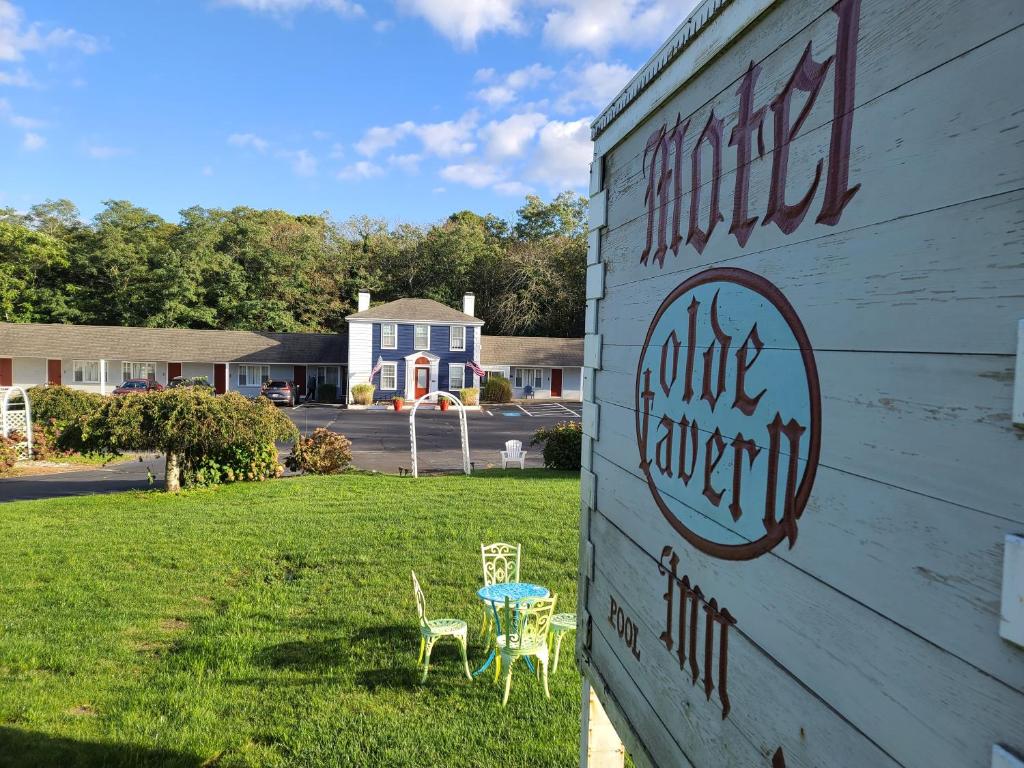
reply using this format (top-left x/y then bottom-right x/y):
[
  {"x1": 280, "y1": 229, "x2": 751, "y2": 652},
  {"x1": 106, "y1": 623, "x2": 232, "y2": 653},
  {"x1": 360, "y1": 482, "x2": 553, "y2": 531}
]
[
  {"x1": 482, "y1": 375, "x2": 512, "y2": 403},
  {"x1": 458, "y1": 387, "x2": 479, "y2": 406},
  {"x1": 531, "y1": 420, "x2": 582, "y2": 470},
  {"x1": 351, "y1": 383, "x2": 374, "y2": 405}
]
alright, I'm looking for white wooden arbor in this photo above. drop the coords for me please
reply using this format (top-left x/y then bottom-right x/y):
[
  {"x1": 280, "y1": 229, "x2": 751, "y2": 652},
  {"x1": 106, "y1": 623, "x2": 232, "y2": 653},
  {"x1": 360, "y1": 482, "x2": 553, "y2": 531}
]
[
  {"x1": 0, "y1": 386, "x2": 32, "y2": 459},
  {"x1": 408, "y1": 391, "x2": 470, "y2": 478}
]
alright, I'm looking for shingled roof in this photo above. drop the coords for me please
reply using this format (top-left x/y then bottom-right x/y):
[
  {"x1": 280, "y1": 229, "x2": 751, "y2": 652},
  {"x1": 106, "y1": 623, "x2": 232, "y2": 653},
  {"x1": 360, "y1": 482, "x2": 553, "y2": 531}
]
[
  {"x1": 346, "y1": 298, "x2": 483, "y2": 325},
  {"x1": 481, "y1": 335, "x2": 583, "y2": 367},
  {"x1": 0, "y1": 323, "x2": 347, "y2": 364}
]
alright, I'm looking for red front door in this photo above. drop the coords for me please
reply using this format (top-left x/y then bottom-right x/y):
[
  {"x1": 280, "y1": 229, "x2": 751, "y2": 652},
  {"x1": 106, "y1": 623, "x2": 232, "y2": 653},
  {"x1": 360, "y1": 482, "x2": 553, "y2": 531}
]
[
  {"x1": 214, "y1": 363, "x2": 227, "y2": 394},
  {"x1": 551, "y1": 368, "x2": 563, "y2": 398},
  {"x1": 293, "y1": 365, "x2": 307, "y2": 399},
  {"x1": 0, "y1": 358, "x2": 11, "y2": 387},
  {"x1": 414, "y1": 357, "x2": 430, "y2": 399},
  {"x1": 47, "y1": 359, "x2": 62, "y2": 386},
  {"x1": 168, "y1": 362, "x2": 182, "y2": 380}
]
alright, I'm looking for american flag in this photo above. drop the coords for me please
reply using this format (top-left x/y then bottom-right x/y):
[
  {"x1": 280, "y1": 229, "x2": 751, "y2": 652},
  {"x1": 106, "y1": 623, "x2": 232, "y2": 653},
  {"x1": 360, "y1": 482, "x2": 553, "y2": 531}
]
[
  {"x1": 466, "y1": 360, "x2": 486, "y2": 378},
  {"x1": 369, "y1": 355, "x2": 384, "y2": 380}
]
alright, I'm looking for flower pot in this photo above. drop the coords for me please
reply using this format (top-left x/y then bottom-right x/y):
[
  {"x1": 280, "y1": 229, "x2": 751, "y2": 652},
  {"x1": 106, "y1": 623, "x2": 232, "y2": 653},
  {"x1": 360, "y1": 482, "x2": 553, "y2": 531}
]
[
  {"x1": 439, "y1": 398, "x2": 450, "y2": 412},
  {"x1": 392, "y1": 398, "x2": 404, "y2": 411}
]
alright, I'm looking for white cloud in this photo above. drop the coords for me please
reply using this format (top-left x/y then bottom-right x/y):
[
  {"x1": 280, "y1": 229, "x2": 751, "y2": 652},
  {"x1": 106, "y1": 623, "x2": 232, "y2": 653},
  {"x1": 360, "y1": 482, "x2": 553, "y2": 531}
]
[
  {"x1": 555, "y1": 61, "x2": 634, "y2": 113},
  {"x1": 337, "y1": 160, "x2": 383, "y2": 180},
  {"x1": 474, "y1": 63, "x2": 553, "y2": 107},
  {"x1": 432, "y1": 186, "x2": 446, "y2": 194},
  {"x1": 355, "y1": 111, "x2": 477, "y2": 158},
  {"x1": 544, "y1": 0, "x2": 697, "y2": 52},
  {"x1": 202, "y1": 165, "x2": 215, "y2": 177},
  {"x1": 21, "y1": 130, "x2": 42, "y2": 150},
  {"x1": 397, "y1": 0, "x2": 524, "y2": 49},
  {"x1": 282, "y1": 148, "x2": 317, "y2": 176},
  {"x1": 0, "y1": 67, "x2": 32, "y2": 86},
  {"x1": 388, "y1": 153, "x2": 421, "y2": 172},
  {"x1": 86, "y1": 144, "x2": 132, "y2": 159},
  {"x1": 228, "y1": 132, "x2": 270, "y2": 153},
  {"x1": 440, "y1": 162, "x2": 503, "y2": 189},
  {"x1": 473, "y1": 67, "x2": 495, "y2": 83},
  {"x1": 0, "y1": 1, "x2": 99, "y2": 62},
  {"x1": 494, "y1": 180, "x2": 533, "y2": 196},
  {"x1": 527, "y1": 117, "x2": 592, "y2": 188},
  {"x1": 0, "y1": 96, "x2": 40, "y2": 130},
  {"x1": 311, "y1": 129, "x2": 330, "y2": 140},
  {"x1": 216, "y1": 0, "x2": 364, "y2": 18},
  {"x1": 480, "y1": 111, "x2": 546, "y2": 158},
  {"x1": 372, "y1": 19, "x2": 393, "y2": 32}
]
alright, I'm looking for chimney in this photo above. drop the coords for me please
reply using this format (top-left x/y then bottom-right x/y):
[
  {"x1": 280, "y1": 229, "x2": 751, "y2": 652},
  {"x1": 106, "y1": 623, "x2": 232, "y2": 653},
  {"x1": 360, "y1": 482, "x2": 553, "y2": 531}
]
[
  {"x1": 357, "y1": 290, "x2": 371, "y2": 312},
  {"x1": 463, "y1": 292, "x2": 475, "y2": 317}
]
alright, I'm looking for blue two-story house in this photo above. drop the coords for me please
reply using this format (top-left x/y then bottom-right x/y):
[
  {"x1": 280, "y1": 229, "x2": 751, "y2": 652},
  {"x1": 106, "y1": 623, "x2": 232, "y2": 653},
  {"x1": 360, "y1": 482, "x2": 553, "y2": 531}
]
[{"x1": 345, "y1": 291, "x2": 485, "y2": 403}]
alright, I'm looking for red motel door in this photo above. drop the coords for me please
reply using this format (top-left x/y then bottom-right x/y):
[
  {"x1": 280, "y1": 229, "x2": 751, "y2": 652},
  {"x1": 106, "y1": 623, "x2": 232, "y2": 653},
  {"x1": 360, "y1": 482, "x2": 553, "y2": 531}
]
[
  {"x1": 0, "y1": 358, "x2": 11, "y2": 387},
  {"x1": 551, "y1": 368, "x2": 563, "y2": 397},
  {"x1": 168, "y1": 362, "x2": 182, "y2": 380},
  {"x1": 214, "y1": 364, "x2": 226, "y2": 394},
  {"x1": 47, "y1": 359, "x2": 62, "y2": 385}
]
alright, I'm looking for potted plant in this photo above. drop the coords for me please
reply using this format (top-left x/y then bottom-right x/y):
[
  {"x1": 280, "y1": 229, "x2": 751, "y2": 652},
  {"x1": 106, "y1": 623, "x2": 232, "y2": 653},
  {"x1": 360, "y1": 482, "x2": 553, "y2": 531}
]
[
  {"x1": 438, "y1": 397, "x2": 450, "y2": 412},
  {"x1": 392, "y1": 396, "x2": 404, "y2": 411}
]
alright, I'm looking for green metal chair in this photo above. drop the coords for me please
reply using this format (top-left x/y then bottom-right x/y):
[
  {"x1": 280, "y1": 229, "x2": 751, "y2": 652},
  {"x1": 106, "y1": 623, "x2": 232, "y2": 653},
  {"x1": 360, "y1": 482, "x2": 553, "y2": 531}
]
[
  {"x1": 548, "y1": 612, "x2": 576, "y2": 673},
  {"x1": 479, "y1": 542, "x2": 521, "y2": 644},
  {"x1": 493, "y1": 594, "x2": 557, "y2": 706},
  {"x1": 411, "y1": 570, "x2": 471, "y2": 683}
]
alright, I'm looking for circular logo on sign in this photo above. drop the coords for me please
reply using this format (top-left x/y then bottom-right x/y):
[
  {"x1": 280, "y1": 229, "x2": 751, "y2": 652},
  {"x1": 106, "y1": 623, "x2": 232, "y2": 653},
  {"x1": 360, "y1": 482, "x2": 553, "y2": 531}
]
[{"x1": 634, "y1": 268, "x2": 821, "y2": 560}]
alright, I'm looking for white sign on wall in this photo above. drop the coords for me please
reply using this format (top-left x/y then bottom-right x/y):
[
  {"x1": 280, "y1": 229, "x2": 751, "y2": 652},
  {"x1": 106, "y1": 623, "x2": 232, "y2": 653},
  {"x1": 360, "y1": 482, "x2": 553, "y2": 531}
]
[{"x1": 577, "y1": 0, "x2": 1024, "y2": 766}]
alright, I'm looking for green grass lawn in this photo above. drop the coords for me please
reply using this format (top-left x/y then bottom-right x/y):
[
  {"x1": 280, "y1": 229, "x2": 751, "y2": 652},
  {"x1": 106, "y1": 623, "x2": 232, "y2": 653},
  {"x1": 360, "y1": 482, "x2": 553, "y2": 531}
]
[{"x1": 0, "y1": 471, "x2": 582, "y2": 768}]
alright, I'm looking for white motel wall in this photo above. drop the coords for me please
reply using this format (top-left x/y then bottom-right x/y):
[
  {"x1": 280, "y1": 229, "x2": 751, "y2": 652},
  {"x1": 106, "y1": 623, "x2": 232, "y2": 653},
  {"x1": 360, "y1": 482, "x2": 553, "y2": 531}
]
[{"x1": 577, "y1": 0, "x2": 1024, "y2": 767}]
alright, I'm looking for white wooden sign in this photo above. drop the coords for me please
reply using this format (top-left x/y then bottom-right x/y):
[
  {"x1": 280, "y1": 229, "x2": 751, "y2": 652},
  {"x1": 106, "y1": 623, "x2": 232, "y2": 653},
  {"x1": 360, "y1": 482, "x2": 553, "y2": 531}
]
[{"x1": 578, "y1": 0, "x2": 1024, "y2": 766}]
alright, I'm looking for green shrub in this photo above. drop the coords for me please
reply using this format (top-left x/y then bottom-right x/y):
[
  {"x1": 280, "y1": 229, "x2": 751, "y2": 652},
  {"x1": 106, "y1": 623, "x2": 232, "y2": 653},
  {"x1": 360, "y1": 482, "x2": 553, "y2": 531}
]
[
  {"x1": 79, "y1": 388, "x2": 298, "y2": 491},
  {"x1": 458, "y1": 387, "x2": 479, "y2": 406},
  {"x1": 351, "y1": 383, "x2": 374, "y2": 405},
  {"x1": 28, "y1": 385, "x2": 105, "y2": 451},
  {"x1": 286, "y1": 428, "x2": 352, "y2": 475},
  {"x1": 531, "y1": 420, "x2": 583, "y2": 470},
  {"x1": 482, "y1": 375, "x2": 512, "y2": 403},
  {"x1": 317, "y1": 382, "x2": 338, "y2": 403},
  {"x1": 186, "y1": 443, "x2": 283, "y2": 487},
  {"x1": 0, "y1": 435, "x2": 19, "y2": 475}
]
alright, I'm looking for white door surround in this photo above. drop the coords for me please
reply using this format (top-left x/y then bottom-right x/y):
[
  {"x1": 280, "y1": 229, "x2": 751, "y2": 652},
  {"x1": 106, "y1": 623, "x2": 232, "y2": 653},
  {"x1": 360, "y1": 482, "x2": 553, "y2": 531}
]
[{"x1": 403, "y1": 350, "x2": 439, "y2": 400}]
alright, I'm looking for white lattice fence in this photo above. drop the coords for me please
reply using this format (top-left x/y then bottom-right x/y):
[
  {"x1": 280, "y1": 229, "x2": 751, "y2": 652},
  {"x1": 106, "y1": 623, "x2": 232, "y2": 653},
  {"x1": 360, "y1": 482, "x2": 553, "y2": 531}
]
[{"x1": 0, "y1": 386, "x2": 32, "y2": 459}]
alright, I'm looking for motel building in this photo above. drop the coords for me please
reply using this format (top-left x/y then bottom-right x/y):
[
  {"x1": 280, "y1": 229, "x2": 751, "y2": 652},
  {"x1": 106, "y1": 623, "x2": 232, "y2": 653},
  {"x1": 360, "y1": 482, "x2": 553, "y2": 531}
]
[{"x1": 0, "y1": 292, "x2": 583, "y2": 403}]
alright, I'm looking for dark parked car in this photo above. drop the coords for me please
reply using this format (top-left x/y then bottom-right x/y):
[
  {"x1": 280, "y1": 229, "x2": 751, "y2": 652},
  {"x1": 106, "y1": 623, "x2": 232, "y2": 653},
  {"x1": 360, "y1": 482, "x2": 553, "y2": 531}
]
[
  {"x1": 261, "y1": 380, "x2": 296, "y2": 407},
  {"x1": 168, "y1": 376, "x2": 212, "y2": 389},
  {"x1": 112, "y1": 378, "x2": 164, "y2": 395}
]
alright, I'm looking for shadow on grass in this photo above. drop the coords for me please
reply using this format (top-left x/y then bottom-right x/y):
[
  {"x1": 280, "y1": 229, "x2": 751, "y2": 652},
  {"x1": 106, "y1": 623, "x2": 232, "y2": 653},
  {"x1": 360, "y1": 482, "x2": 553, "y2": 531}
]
[
  {"x1": 0, "y1": 727, "x2": 202, "y2": 768},
  {"x1": 253, "y1": 639, "x2": 342, "y2": 670}
]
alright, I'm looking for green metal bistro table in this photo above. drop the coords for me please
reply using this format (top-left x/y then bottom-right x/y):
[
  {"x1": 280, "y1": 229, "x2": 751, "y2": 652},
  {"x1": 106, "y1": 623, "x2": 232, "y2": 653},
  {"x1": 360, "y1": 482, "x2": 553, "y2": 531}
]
[{"x1": 473, "y1": 581, "x2": 549, "y2": 677}]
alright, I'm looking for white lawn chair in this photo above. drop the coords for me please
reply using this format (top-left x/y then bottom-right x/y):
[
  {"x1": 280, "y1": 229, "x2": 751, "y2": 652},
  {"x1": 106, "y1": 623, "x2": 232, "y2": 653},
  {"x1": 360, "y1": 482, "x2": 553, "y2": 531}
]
[{"x1": 500, "y1": 439, "x2": 527, "y2": 469}]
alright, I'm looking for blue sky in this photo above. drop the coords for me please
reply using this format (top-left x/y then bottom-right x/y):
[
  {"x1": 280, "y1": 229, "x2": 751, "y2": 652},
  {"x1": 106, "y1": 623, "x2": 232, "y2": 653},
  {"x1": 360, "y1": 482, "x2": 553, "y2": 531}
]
[{"x1": 0, "y1": 0, "x2": 696, "y2": 224}]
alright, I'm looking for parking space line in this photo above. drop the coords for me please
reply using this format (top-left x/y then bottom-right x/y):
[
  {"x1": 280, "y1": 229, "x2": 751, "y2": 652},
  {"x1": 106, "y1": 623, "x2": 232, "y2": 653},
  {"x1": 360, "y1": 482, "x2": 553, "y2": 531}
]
[{"x1": 515, "y1": 404, "x2": 533, "y2": 417}]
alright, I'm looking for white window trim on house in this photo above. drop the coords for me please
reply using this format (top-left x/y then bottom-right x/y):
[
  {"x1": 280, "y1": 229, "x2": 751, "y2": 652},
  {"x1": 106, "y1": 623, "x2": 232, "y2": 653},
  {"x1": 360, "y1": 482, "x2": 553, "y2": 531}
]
[
  {"x1": 380, "y1": 362, "x2": 398, "y2": 391},
  {"x1": 414, "y1": 324, "x2": 430, "y2": 350},
  {"x1": 449, "y1": 363, "x2": 465, "y2": 390},
  {"x1": 73, "y1": 359, "x2": 102, "y2": 384},
  {"x1": 514, "y1": 367, "x2": 544, "y2": 389},
  {"x1": 381, "y1": 323, "x2": 397, "y2": 350},
  {"x1": 450, "y1": 325, "x2": 465, "y2": 352},
  {"x1": 122, "y1": 361, "x2": 156, "y2": 381},
  {"x1": 237, "y1": 364, "x2": 270, "y2": 387}
]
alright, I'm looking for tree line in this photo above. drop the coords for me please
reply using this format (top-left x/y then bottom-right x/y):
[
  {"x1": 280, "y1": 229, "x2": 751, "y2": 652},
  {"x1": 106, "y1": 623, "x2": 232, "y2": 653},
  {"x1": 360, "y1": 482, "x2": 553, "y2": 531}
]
[{"x1": 0, "y1": 192, "x2": 588, "y2": 338}]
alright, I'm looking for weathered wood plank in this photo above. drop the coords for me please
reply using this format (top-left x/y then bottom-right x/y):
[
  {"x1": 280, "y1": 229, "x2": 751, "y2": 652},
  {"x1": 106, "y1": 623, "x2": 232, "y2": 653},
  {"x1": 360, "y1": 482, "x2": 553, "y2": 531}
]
[
  {"x1": 588, "y1": 529, "x2": 904, "y2": 768},
  {"x1": 591, "y1": 462, "x2": 1024, "y2": 767},
  {"x1": 599, "y1": 190, "x2": 1024, "y2": 355},
  {"x1": 591, "y1": 394, "x2": 1024, "y2": 690},
  {"x1": 595, "y1": 344, "x2": 1023, "y2": 520}
]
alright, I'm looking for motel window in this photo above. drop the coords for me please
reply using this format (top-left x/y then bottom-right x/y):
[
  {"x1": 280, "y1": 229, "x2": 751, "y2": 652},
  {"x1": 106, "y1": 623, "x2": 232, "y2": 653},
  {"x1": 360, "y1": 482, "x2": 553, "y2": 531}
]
[
  {"x1": 414, "y1": 325, "x2": 430, "y2": 350},
  {"x1": 237, "y1": 364, "x2": 270, "y2": 387},
  {"x1": 449, "y1": 363, "x2": 465, "y2": 390},
  {"x1": 450, "y1": 326, "x2": 465, "y2": 351},
  {"x1": 514, "y1": 368, "x2": 543, "y2": 389},
  {"x1": 313, "y1": 366, "x2": 340, "y2": 387},
  {"x1": 381, "y1": 323, "x2": 397, "y2": 350},
  {"x1": 73, "y1": 360, "x2": 101, "y2": 384},
  {"x1": 122, "y1": 361, "x2": 156, "y2": 381},
  {"x1": 380, "y1": 362, "x2": 398, "y2": 391}
]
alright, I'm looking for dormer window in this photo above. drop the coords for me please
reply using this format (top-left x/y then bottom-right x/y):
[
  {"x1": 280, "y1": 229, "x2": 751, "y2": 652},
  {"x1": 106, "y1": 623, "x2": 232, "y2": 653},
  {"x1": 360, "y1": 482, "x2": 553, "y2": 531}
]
[
  {"x1": 414, "y1": 325, "x2": 430, "y2": 349},
  {"x1": 381, "y1": 323, "x2": 397, "y2": 349},
  {"x1": 450, "y1": 326, "x2": 465, "y2": 351}
]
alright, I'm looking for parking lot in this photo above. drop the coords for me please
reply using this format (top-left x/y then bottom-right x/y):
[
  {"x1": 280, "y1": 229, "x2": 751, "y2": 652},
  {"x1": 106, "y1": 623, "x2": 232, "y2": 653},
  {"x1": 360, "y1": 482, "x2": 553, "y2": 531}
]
[{"x1": 287, "y1": 401, "x2": 581, "y2": 474}]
